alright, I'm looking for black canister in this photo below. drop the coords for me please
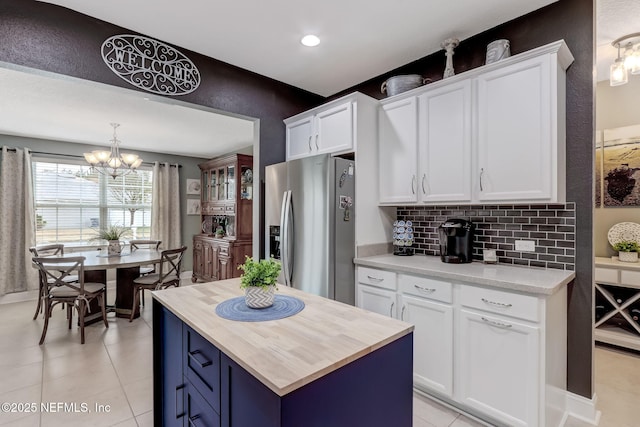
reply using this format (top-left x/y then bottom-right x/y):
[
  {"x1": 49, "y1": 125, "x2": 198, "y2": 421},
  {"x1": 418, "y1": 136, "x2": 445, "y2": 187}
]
[{"x1": 438, "y1": 219, "x2": 475, "y2": 263}]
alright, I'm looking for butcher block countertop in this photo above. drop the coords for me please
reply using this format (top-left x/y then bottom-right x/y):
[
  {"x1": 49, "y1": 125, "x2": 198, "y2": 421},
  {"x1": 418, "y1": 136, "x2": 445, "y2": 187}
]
[
  {"x1": 355, "y1": 254, "x2": 575, "y2": 295},
  {"x1": 152, "y1": 278, "x2": 413, "y2": 396}
]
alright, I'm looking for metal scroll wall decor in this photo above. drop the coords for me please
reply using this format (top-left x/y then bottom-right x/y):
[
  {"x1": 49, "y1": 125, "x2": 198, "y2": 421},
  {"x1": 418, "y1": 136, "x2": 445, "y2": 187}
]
[{"x1": 101, "y1": 34, "x2": 201, "y2": 96}]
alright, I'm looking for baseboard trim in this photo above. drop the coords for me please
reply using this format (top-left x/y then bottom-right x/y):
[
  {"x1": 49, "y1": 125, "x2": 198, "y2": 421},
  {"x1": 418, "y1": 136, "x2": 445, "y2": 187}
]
[{"x1": 564, "y1": 391, "x2": 601, "y2": 426}]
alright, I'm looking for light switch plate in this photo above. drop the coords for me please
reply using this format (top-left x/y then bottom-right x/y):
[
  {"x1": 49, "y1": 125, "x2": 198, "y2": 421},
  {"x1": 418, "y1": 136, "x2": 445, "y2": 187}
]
[{"x1": 515, "y1": 240, "x2": 536, "y2": 252}]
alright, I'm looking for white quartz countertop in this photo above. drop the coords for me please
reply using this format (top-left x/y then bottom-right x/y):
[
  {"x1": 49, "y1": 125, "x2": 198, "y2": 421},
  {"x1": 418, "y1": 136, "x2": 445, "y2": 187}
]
[
  {"x1": 595, "y1": 256, "x2": 640, "y2": 270},
  {"x1": 354, "y1": 254, "x2": 575, "y2": 295}
]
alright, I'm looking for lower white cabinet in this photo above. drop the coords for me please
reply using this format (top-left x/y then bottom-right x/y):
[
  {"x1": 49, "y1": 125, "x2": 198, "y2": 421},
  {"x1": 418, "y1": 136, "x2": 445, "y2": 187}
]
[
  {"x1": 456, "y1": 308, "x2": 540, "y2": 427},
  {"x1": 356, "y1": 284, "x2": 397, "y2": 318},
  {"x1": 399, "y1": 294, "x2": 453, "y2": 397},
  {"x1": 355, "y1": 265, "x2": 567, "y2": 427}
]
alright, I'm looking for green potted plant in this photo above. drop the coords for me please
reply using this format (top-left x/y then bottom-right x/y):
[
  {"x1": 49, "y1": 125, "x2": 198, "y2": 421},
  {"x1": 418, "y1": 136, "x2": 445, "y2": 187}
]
[
  {"x1": 612, "y1": 240, "x2": 640, "y2": 263},
  {"x1": 91, "y1": 224, "x2": 131, "y2": 256},
  {"x1": 237, "y1": 256, "x2": 281, "y2": 308}
]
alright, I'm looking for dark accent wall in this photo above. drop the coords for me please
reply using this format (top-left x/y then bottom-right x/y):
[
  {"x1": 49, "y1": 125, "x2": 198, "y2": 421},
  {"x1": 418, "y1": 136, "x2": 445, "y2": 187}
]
[
  {"x1": 0, "y1": 0, "x2": 324, "y2": 261},
  {"x1": 335, "y1": 0, "x2": 595, "y2": 398},
  {"x1": 0, "y1": 0, "x2": 595, "y2": 399},
  {"x1": 397, "y1": 203, "x2": 576, "y2": 269}
]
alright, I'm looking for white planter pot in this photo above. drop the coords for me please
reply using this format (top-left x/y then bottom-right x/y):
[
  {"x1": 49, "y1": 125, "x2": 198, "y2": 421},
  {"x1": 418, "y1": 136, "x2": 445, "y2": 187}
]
[
  {"x1": 107, "y1": 240, "x2": 123, "y2": 256},
  {"x1": 244, "y1": 285, "x2": 275, "y2": 308},
  {"x1": 618, "y1": 251, "x2": 638, "y2": 263}
]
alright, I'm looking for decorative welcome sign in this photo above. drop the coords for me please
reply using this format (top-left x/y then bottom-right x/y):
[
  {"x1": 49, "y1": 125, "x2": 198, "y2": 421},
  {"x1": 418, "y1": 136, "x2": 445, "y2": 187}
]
[{"x1": 101, "y1": 34, "x2": 201, "y2": 96}]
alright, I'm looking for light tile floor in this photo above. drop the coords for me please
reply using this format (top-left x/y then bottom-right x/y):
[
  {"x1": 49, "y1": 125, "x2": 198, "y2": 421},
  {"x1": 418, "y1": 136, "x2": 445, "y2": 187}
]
[{"x1": 0, "y1": 284, "x2": 638, "y2": 427}]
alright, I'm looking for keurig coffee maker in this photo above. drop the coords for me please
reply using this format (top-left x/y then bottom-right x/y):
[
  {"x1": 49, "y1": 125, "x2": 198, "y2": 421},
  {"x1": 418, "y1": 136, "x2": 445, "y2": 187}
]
[{"x1": 438, "y1": 218, "x2": 474, "y2": 263}]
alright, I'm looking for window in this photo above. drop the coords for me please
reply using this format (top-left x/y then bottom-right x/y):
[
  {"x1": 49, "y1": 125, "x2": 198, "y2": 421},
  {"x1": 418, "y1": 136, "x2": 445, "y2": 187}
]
[{"x1": 33, "y1": 159, "x2": 153, "y2": 246}]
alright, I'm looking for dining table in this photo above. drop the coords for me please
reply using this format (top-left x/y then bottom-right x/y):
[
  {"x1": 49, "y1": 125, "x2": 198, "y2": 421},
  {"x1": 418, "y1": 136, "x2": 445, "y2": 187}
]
[{"x1": 71, "y1": 248, "x2": 163, "y2": 322}]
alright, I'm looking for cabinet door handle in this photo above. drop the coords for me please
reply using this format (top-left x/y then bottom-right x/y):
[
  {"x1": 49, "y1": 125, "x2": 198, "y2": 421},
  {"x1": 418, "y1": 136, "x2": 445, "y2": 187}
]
[
  {"x1": 414, "y1": 284, "x2": 436, "y2": 293},
  {"x1": 390, "y1": 302, "x2": 395, "y2": 317},
  {"x1": 175, "y1": 384, "x2": 185, "y2": 419},
  {"x1": 308, "y1": 135, "x2": 312, "y2": 152},
  {"x1": 421, "y1": 174, "x2": 427, "y2": 195},
  {"x1": 189, "y1": 415, "x2": 204, "y2": 427},
  {"x1": 481, "y1": 297, "x2": 513, "y2": 308},
  {"x1": 411, "y1": 175, "x2": 416, "y2": 195},
  {"x1": 401, "y1": 305, "x2": 406, "y2": 321},
  {"x1": 188, "y1": 350, "x2": 212, "y2": 368},
  {"x1": 481, "y1": 317, "x2": 513, "y2": 328},
  {"x1": 479, "y1": 168, "x2": 485, "y2": 192},
  {"x1": 367, "y1": 275, "x2": 384, "y2": 282},
  {"x1": 315, "y1": 134, "x2": 319, "y2": 150}
]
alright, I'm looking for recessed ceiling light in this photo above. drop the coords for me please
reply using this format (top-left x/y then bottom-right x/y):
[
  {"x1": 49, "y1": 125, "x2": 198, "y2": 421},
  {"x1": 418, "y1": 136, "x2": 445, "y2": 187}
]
[{"x1": 301, "y1": 35, "x2": 320, "y2": 47}]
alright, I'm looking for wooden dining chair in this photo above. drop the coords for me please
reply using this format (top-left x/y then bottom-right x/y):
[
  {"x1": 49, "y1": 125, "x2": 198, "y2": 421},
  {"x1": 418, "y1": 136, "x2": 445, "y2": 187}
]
[
  {"x1": 29, "y1": 244, "x2": 78, "y2": 320},
  {"x1": 130, "y1": 239, "x2": 162, "y2": 306},
  {"x1": 130, "y1": 246, "x2": 187, "y2": 322},
  {"x1": 32, "y1": 256, "x2": 109, "y2": 344}
]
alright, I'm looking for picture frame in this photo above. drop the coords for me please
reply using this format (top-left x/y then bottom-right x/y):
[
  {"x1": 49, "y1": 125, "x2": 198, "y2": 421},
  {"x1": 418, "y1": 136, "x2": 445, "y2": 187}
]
[
  {"x1": 601, "y1": 124, "x2": 640, "y2": 207},
  {"x1": 186, "y1": 178, "x2": 201, "y2": 195},
  {"x1": 186, "y1": 198, "x2": 201, "y2": 215}
]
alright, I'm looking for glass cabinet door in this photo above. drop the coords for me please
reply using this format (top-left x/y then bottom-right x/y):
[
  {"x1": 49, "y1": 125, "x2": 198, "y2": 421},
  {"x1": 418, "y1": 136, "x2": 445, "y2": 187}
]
[
  {"x1": 210, "y1": 170, "x2": 217, "y2": 201},
  {"x1": 240, "y1": 166, "x2": 253, "y2": 200},
  {"x1": 217, "y1": 168, "x2": 226, "y2": 201},
  {"x1": 227, "y1": 166, "x2": 235, "y2": 200}
]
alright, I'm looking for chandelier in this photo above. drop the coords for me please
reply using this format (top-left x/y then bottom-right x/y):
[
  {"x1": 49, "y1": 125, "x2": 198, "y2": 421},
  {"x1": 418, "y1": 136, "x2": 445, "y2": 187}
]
[
  {"x1": 610, "y1": 33, "x2": 640, "y2": 86},
  {"x1": 83, "y1": 123, "x2": 143, "y2": 179}
]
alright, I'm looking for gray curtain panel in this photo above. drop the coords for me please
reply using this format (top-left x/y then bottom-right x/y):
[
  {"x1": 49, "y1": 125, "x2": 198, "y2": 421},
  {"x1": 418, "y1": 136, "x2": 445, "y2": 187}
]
[
  {"x1": 0, "y1": 147, "x2": 38, "y2": 295},
  {"x1": 151, "y1": 162, "x2": 182, "y2": 250}
]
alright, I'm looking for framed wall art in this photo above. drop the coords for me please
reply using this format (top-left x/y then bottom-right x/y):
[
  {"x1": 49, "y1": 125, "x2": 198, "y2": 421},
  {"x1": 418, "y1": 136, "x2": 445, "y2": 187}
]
[
  {"x1": 602, "y1": 124, "x2": 640, "y2": 207},
  {"x1": 186, "y1": 178, "x2": 201, "y2": 195},
  {"x1": 186, "y1": 198, "x2": 201, "y2": 215}
]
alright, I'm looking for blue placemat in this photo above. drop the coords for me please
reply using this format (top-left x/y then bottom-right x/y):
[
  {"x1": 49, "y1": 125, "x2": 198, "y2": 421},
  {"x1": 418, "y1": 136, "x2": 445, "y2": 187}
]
[{"x1": 215, "y1": 295, "x2": 305, "y2": 322}]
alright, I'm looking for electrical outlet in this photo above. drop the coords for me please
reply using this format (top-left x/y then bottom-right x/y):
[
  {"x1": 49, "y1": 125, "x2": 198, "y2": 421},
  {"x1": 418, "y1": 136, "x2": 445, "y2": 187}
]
[{"x1": 515, "y1": 240, "x2": 536, "y2": 252}]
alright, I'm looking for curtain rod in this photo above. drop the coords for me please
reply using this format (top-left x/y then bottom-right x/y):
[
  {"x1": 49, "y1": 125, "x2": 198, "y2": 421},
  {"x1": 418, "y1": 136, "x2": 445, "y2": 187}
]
[{"x1": 3, "y1": 147, "x2": 182, "y2": 167}]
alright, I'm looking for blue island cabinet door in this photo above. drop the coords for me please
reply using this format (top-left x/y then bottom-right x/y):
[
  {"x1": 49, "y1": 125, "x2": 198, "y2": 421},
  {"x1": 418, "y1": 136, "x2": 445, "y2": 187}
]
[
  {"x1": 153, "y1": 303, "x2": 185, "y2": 427},
  {"x1": 220, "y1": 333, "x2": 413, "y2": 427}
]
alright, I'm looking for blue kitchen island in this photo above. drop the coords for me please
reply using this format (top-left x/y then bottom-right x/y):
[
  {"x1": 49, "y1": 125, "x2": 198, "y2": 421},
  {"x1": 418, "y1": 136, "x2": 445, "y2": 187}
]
[{"x1": 152, "y1": 278, "x2": 414, "y2": 427}]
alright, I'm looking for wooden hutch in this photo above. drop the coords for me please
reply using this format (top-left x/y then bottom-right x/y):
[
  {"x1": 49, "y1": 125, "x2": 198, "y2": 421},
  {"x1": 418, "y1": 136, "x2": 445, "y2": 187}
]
[{"x1": 192, "y1": 153, "x2": 253, "y2": 282}]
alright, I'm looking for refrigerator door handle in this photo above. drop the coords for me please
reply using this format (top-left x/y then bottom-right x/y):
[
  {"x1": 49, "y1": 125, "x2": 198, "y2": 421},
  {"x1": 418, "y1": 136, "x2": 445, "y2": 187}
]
[{"x1": 280, "y1": 190, "x2": 293, "y2": 287}]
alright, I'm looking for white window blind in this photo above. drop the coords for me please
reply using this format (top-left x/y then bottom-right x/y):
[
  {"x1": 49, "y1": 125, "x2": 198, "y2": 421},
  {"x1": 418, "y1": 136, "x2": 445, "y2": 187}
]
[{"x1": 33, "y1": 160, "x2": 153, "y2": 246}]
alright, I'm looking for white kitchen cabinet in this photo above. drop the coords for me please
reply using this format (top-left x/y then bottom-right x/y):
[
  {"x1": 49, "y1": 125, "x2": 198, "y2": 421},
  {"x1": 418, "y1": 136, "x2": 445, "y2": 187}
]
[
  {"x1": 377, "y1": 40, "x2": 572, "y2": 206},
  {"x1": 418, "y1": 80, "x2": 472, "y2": 203},
  {"x1": 284, "y1": 93, "x2": 376, "y2": 161},
  {"x1": 378, "y1": 97, "x2": 418, "y2": 203},
  {"x1": 357, "y1": 269, "x2": 454, "y2": 398},
  {"x1": 355, "y1": 259, "x2": 568, "y2": 427},
  {"x1": 356, "y1": 283, "x2": 397, "y2": 318},
  {"x1": 285, "y1": 115, "x2": 314, "y2": 160},
  {"x1": 457, "y1": 308, "x2": 540, "y2": 427},
  {"x1": 475, "y1": 53, "x2": 562, "y2": 202}
]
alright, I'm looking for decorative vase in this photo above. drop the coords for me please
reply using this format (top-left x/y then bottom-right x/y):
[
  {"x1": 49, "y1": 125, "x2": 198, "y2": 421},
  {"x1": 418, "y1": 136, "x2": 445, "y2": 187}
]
[
  {"x1": 245, "y1": 285, "x2": 275, "y2": 308},
  {"x1": 107, "y1": 240, "x2": 123, "y2": 256},
  {"x1": 618, "y1": 251, "x2": 638, "y2": 262}
]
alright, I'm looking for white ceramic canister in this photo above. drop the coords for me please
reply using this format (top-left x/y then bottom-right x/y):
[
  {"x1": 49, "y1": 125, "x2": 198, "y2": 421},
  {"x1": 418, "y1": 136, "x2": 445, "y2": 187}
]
[{"x1": 486, "y1": 39, "x2": 510, "y2": 64}]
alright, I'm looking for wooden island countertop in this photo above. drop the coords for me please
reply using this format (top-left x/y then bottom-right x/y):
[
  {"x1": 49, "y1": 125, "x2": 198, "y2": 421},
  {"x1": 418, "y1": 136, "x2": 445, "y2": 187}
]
[{"x1": 152, "y1": 278, "x2": 413, "y2": 396}]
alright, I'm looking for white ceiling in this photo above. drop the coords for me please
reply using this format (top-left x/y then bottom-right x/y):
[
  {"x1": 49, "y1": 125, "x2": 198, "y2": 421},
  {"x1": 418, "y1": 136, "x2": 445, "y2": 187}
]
[
  {"x1": 39, "y1": 0, "x2": 558, "y2": 97},
  {"x1": 0, "y1": 65, "x2": 256, "y2": 158},
  {"x1": 596, "y1": 0, "x2": 640, "y2": 81},
  {"x1": 3, "y1": 0, "x2": 629, "y2": 158}
]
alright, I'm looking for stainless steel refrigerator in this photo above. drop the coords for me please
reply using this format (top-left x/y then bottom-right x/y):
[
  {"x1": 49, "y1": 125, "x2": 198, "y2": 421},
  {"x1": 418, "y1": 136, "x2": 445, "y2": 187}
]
[{"x1": 265, "y1": 154, "x2": 355, "y2": 305}]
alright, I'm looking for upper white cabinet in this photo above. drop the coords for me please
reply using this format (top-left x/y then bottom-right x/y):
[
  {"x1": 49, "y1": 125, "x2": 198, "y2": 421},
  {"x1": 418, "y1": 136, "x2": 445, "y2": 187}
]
[
  {"x1": 378, "y1": 40, "x2": 573, "y2": 205},
  {"x1": 284, "y1": 93, "x2": 377, "y2": 161},
  {"x1": 418, "y1": 80, "x2": 472, "y2": 203},
  {"x1": 378, "y1": 97, "x2": 418, "y2": 203},
  {"x1": 475, "y1": 54, "x2": 559, "y2": 202}
]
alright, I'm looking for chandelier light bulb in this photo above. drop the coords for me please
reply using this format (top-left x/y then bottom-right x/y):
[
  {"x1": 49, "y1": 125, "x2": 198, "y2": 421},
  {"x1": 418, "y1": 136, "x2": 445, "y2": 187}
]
[
  {"x1": 610, "y1": 58, "x2": 628, "y2": 86},
  {"x1": 84, "y1": 123, "x2": 143, "y2": 179}
]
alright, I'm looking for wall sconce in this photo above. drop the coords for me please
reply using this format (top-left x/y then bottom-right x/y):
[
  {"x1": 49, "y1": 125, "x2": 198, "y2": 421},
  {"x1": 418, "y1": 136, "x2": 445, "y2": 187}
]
[{"x1": 610, "y1": 32, "x2": 640, "y2": 86}]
